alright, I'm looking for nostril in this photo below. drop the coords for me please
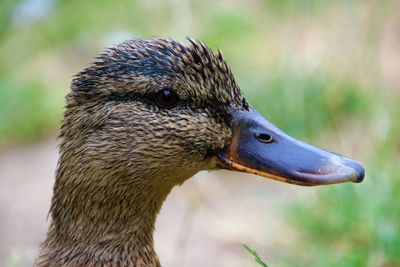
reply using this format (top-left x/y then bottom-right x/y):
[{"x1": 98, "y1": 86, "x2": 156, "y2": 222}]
[{"x1": 256, "y1": 133, "x2": 275, "y2": 144}]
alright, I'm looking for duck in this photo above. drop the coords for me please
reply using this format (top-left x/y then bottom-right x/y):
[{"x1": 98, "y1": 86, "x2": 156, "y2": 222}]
[{"x1": 35, "y1": 38, "x2": 364, "y2": 267}]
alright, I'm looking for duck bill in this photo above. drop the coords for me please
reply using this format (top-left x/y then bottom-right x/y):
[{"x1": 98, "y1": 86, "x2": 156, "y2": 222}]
[{"x1": 217, "y1": 108, "x2": 365, "y2": 186}]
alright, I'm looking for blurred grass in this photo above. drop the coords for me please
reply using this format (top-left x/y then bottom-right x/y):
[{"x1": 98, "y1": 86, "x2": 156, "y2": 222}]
[
  {"x1": 243, "y1": 243, "x2": 269, "y2": 267},
  {"x1": 0, "y1": 73, "x2": 62, "y2": 146},
  {"x1": 1, "y1": 0, "x2": 399, "y2": 266}
]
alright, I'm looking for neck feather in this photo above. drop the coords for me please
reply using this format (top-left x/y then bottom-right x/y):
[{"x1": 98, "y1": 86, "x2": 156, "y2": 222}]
[{"x1": 36, "y1": 153, "x2": 174, "y2": 267}]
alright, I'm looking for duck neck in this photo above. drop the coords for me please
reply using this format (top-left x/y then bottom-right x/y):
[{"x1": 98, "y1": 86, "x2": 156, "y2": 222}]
[{"x1": 37, "y1": 158, "x2": 175, "y2": 267}]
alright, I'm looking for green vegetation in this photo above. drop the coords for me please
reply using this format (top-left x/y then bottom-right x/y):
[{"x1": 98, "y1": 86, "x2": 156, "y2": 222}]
[
  {"x1": 243, "y1": 243, "x2": 269, "y2": 267},
  {"x1": 1, "y1": 0, "x2": 399, "y2": 266},
  {"x1": 0, "y1": 73, "x2": 62, "y2": 146}
]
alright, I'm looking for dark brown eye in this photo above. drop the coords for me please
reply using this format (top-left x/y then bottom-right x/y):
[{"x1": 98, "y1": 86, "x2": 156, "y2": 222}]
[{"x1": 154, "y1": 88, "x2": 179, "y2": 109}]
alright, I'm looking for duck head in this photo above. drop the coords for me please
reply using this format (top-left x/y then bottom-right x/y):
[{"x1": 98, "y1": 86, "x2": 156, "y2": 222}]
[
  {"x1": 38, "y1": 38, "x2": 364, "y2": 266},
  {"x1": 67, "y1": 38, "x2": 364, "y2": 187}
]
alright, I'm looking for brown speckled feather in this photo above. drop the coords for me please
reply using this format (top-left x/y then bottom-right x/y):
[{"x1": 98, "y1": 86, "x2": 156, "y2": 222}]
[{"x1": 35, "y1": 38, "x2": 248, "y2": 267}]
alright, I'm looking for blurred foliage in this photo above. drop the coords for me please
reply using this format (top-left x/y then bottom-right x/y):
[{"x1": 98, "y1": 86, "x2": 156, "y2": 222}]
[
  {"x1": 245, "y1": 71, "x2": 372, "y2": 139},
  {"x1": 282, "y1": 103, "x2": 400, "y2": 267},
  {"x1": 0, "y1": 73, "x2": 61, "y2": 146},
  {"x1": 0, "y1": 0, "x2": 399, "y2": 266}
]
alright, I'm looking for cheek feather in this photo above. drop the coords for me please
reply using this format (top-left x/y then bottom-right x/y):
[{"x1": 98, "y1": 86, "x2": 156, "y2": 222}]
[{"x1": 85, "y1": 103, "x2": 230, "y2": 175}]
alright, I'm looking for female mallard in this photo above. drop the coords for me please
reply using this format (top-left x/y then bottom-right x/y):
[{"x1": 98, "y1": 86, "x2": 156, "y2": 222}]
[{"x1": 36, "y1": 38, "x2": 364, "y2": 267}]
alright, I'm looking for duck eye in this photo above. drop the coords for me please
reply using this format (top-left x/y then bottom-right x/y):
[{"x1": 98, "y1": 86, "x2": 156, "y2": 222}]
[{"x1": 154, "y1": 88, "x2": 179, "y2": 109}]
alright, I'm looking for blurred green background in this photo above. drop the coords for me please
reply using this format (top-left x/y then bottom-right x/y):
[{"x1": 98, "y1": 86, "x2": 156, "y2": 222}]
[{"x1": 0, "y1": 0, "x2": 399, "y2": 266}]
